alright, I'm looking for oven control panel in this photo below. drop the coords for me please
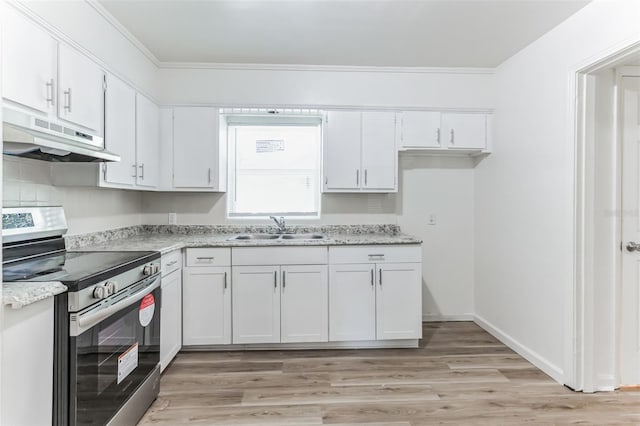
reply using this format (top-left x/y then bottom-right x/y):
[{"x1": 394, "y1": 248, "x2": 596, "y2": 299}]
[{"x1": 68, "y1": 259, "x2": 161, "y2": 312}]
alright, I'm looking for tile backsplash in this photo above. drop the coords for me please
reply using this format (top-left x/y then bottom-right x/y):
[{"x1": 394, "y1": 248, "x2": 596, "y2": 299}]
[{"x1": 3, "y1": 155, "x2": 144, "y2": 235}]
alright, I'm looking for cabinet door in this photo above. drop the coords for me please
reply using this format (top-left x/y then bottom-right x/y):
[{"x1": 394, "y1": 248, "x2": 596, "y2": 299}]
[
  {"x1": 160, "y1": 269, "x2": 182, "y2": 370},
  {"x1": 58, "y1": 44, "x2": 104, "y2": 134},
  {"x1": 173, "y1": 107, "x2": 219, "y2": 189},
  {"x1": 361, "y1": 112, "x2": 397, "y2": 191},
  {"x1": 1, "y1": 6, "x2": 57, "y2": 114},
  {"x1": 400, "y1": 111, "x2": 441, "y2": 149},
  {"x1": 441, "y1": 113, "x2": 486, "y2": 150},
  {"x1": 135, "y1": 94, "x2": 160, "y2": 188},
  {"x1": 103, "y1": 74, "x2": 136, "y2": 187},
  {"x1": 376, "y1": 263, "x2": 422, "y2": 340},
  {"x1": 329, "y1": 264, "x2": 376, "y2": 341},
  {"x1": 232, "y1": 265, "x2": 281, "y2": 344},
  {"x1": 281, "y1": 265, "x2": 328, "y2": 343},
  {"x1": 182, "y1": 267, "x2": 231, "y2": 345},
  {"x1": 324, "y1": 111, "x2": 361, "y2": 191}
]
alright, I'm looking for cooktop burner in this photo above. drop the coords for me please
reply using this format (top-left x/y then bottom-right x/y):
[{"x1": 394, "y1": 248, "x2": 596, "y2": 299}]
[{"x1": 3, "y1": 250, "x2": 160, "y2": 291}]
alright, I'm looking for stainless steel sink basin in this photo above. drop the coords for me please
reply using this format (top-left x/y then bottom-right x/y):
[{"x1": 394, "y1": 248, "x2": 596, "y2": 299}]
[
  {"x1": 228, "y1": 234, "x2": 281, "y2": 240},
  {"x1": 280, "y1": 233, "x2": 327, "y2": 240}
]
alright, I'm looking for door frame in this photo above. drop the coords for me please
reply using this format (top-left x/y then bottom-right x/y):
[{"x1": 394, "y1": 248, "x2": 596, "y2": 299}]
[{"x1": 572, "y1": 40, "x2": 640, "y2": 392}]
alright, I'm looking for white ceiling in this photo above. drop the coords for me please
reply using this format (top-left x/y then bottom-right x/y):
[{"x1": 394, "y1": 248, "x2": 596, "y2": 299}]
[{"x1": 98, "y1": 0, "x2": 590, "y2": 68}]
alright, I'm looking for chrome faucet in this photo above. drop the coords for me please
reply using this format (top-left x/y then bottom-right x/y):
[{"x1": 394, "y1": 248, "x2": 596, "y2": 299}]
[{"x1": 269, "y1": 216, "x2": 286, "y2": 234}]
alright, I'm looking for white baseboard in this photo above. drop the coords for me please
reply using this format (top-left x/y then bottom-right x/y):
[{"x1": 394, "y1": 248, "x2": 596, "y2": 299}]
[
  {"x1": 422, "y1": 313, "x2": 474, "y2": 322},
  {"x1": 473, "y1": 314, "x2": 564, "y2": 384}
]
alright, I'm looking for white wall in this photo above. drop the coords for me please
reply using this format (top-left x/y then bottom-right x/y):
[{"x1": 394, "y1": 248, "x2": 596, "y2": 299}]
[
  {"x1": 474, "y1": 0, "x2": 640, "y2": 384},
  {"x1": 3, "y1": 156, "x2": 143, "y2": 235}
]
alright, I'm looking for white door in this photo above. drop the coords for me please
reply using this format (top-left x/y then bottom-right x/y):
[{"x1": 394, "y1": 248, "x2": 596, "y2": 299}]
[
  {"x1": 621, "y1": 76, "x2": 640, "y2": 385},
  {"x1": 376, "y1": 263, "x2": 422, "y2": 340},
  {"x1": 324, "y1": 111, "x2": 361, "y2": 190},
  {"x1": 58, "y1": 44, "x2": 104, "y2": 134},
  {"x1": 160, "y1": 269, "x2": 182, "y2": 371},
  {"x1": 441, "y1": 113, "x2": 486, "y2": 150},
  {"x1": 173, "y1": 107, "x2": 219, "y2": 189},
  {"x1": 329, "y1": 264, "x2": 376, "y2": 341},
  {"x1": 361, "y1": 111, "x2": 397, "y2": 190},
  {"x1": 399, "y1": 111, "x2": 442, "y2": 149},
  {"x1": 232, "y1": 265, "x2": 281, "y2": 344},
  {"x1": 103, "y1": 74, "x2": 136, "y2": 187},
  {"x1": 281, "y1": 265, "x2": 328, "y2": 343},
  {"x1": 1, "y1": 6, "x2": 57, "y2": 114},
  {"x1": 182, "y1": 267, "x2": 231, "y2": 345},
  {"x1": 135, "y1": 94, "x2": 160, "y2": 188}
]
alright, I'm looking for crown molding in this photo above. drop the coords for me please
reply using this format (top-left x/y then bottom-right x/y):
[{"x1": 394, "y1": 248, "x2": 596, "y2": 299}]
[
  {"x1": 85, "y1": 0, "x2": 162, "y2": 67},
  {"x1": 158, "y1": 62, "x2": 496, "y2": 74}
]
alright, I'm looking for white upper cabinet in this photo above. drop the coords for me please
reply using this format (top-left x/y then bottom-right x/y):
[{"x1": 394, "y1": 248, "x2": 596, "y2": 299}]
[
  {"x1": 399, "y1": 111, "x2": 442, "y2": 149},
  {"x1": 324, "y1": 111, "x2": 398, "y2": 193},
  {"x1": 57, "y1": 44, "x2": 105, "y2": 134},
  {"x1": 361, "y1": 112, "x2": 397, "y2": 191},
  {"x1": 103, "y1": 74, "x2": 136, "y2": 187},
  {"x1": 173, "y1": 107, "x2": 219, "y2": 189},
  {"x1": 441, "y1": 112, "x2": 487, "y2": 150},
  {"x1": 2, "y1": 7, "x2": 57, "y2": 115},
  {"x1": 135, "y1": 94, "x2": 160, "y2": 189},
  {"x1": 324, "y1": 111, "x2": 361, "y2": 190}
]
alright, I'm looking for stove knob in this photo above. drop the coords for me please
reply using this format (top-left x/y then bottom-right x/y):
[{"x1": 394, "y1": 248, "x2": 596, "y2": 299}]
[
  {"x1": 93, "y1": 286, "x2": 106, "y2": 300},
  {"x1": 152, "y1": 264, "x2": 160, "y2": 274},
  {"x1": 143, "y1": 265, "x2": 153, "y2": 276},
  {"x1": 105, "y1": 281, "x2": 118, "y2": 295}
]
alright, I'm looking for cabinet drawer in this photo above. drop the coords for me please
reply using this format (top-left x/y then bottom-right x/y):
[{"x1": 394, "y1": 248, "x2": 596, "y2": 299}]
[
  {"x1": 185, "y1": 248, "x2": 231, "y2": 267},
  {"x1": 329, "y1": 245, "x2": 421, "y2": 264},
  {"x1": 232, "y1": 247, "x2": 328, "y2": 266},
  {"x1": 161, "y1": 250, "x2": 182, "y2": 277}
]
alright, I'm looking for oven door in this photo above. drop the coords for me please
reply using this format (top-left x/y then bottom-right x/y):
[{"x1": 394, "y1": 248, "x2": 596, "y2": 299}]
[{"x1": 69, "y1": 275, "x2": 161, "y2": 426}]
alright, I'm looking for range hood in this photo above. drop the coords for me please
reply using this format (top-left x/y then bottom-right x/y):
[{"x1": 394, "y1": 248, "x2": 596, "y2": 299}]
[{"x1": 2, "y1": 108, "x2": 120, "y2": 162}]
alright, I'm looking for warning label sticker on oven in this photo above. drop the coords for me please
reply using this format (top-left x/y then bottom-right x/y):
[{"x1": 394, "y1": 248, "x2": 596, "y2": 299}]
[
  {"x1": 117, "y1": 342, "x2": 138, "y2": 384},
  {"x1": 139, "y1": 294, "x2": 155, "y2": 327}
]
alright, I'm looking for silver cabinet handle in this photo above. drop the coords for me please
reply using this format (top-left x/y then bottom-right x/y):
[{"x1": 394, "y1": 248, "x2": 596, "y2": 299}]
[
  {"x1": 368, "y1": 254, "x2": 385, "y2": 259},
  {"x1": 364, "y1": 169, "x2": 368, "y2": 186},
  {"x1": 450, "y1": 129, "x2": 455, "y2": 144},
  {"x1": 196, "y1": 256, "x2": 214, "y2": 260},
  {"x1": 131, "y1": 164, "x2": 138, "y2": 178},
  {"x1": 356, "y1": 169, "x2": 360, "y2": 186},
  {"x1": 282, "y1": 270, "x2": 286, "y2": 290},
  {"x1": 379, "y1": 268, "x2": 383, "y2": 286},
  {"x1": 64, "y1": 87, "x2": 72, "y2": 112},
  {"x1": 274, "y1": 270, "x2": 277, "y2": 289},
  {"x1": 166, "y1": 260, "x2": 178, "y2": 266},
  {"x1": 370, "y1": 268, "x2": 374, "y2": 287},
  {"x1": 208, "y1": 168, "x2": 212, "y2": 184},
  {"x1": 224, "y1": 271, "x2": 227, "y2": 289},
  {"x1": 46, "y1": 79, "x2": 54, "y2": 106},
  {"x1": 139, "y1": 163, "x2": 145, "y2": 180},
  {"x1": 436, "y1": 128, "x2": 441, "y2": 144},
  {"x1": 627, "y1": 242, "x2": 640, "y2": 252}
]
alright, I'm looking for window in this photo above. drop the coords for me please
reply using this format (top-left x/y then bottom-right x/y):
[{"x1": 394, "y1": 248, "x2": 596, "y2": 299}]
[{"x1": 227, "y1": 114, "x2": 322, "y2": 218}]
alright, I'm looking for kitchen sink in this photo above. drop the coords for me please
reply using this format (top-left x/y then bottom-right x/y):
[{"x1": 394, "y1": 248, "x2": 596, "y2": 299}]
[
  {"x1": 280, "y1": 233, "x2": 327, "y2": 240},
  {"x1": 227, "y1": 233, "x2": 327, "y2": 241}
]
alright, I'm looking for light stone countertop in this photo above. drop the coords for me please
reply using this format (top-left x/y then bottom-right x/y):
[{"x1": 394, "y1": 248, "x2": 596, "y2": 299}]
[{"x1": 2, "y1": 281, "x2": 67, "y2": 309}]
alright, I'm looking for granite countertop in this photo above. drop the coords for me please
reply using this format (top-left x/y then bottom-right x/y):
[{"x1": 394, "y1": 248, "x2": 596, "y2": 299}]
[
  {"x1": 68, "y1": 224, "x2": 422, "y2": 254},
  {"x1": 3, "y1": 281, "x2": 67, "y2": 309}
]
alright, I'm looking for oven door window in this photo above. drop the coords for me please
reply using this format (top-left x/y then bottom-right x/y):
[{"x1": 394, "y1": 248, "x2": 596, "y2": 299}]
[{"x1": 70, "y1": 287, "x2": 160, "y2": 426}]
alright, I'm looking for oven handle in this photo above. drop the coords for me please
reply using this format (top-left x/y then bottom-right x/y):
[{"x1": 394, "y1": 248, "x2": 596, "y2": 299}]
[{"x1": 72, "y1": 276, "x2": 161, "y2": 336}]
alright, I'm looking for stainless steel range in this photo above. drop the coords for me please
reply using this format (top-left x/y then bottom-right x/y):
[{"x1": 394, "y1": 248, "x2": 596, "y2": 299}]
[{"x1": 2, "y1": 207, "x2": 161, "y2": 426}]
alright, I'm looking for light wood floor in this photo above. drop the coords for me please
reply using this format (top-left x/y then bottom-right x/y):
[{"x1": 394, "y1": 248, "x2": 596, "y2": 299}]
[{"x1": 139, "y1": 322, "x2": 640, "y2": 425}]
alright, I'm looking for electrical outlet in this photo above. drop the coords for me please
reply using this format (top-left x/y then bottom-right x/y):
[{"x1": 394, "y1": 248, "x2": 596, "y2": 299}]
[
  {"x1": 168, "y1": 213, "x2": 177, "y2": 225},
  {"x1": 428, "y1": 214, "x2": 437, "y2": 226}
]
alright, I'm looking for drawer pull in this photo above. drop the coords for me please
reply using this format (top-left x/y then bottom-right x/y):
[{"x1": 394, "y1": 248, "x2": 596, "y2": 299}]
[
  {"x1": 196, "y1": 256, "x2": 215, "y2": 260},
  {"x1": 368, "y1": 254, "x2": 385, "y2": 258},
  {"x1": 166, "y1": 260, "x2": 178, "y2": 266}
]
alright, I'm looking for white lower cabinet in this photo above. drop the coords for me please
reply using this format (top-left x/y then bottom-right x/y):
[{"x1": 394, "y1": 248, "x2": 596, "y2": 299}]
[
  {"x1": 232, "y1": 265, "x2": 281, "y2": 344},
  {"x1": 183, "y1": 266, "x2": 231, "y2": 345},
  {"x1": 376, "y1": 263, "x2": 423, "y2": 340},
  {"x1": 160, "y1": 268, "x2": 182, "y2": 371},
  {"x1": 329, "y1": 264, "x2": 376, "y2": 341},
  {"x1": 281, "y1": 265, "x2": 329, "y2": 343}
]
